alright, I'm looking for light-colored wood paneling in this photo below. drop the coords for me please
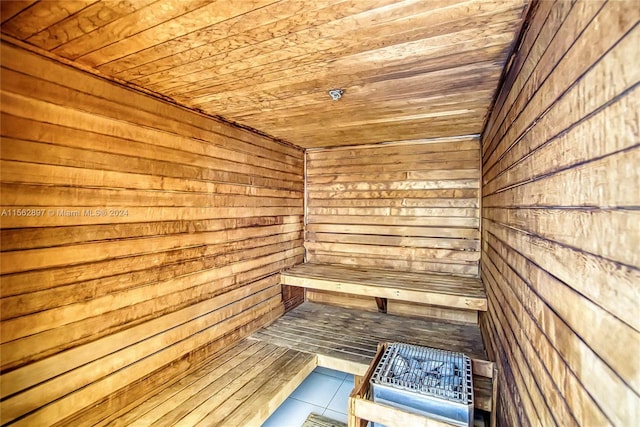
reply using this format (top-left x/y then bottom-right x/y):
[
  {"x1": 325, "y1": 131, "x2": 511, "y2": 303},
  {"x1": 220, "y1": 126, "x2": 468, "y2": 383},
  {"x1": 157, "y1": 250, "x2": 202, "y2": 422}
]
[
  {"x1": 387, "y1": 300, "x2": 478, "y2": 324},
  {"x1": 307, "y1": 289, "x2": 380, "y2": 313},
  {"x1": 306, "y1": 138, "x2": 481, "y2": 278},
  {"x1": 0, "y1": 0, "x2": 528, "y2": 148},
  {"x1": 0, "y1": 44, "x2": 304, "y2": 424},
  {"x1": 306, "y1": 289, "x2": 479, "y2": 324},
  {"x1": 479, "y1": 1, "x2": 640, "y2": 426}
]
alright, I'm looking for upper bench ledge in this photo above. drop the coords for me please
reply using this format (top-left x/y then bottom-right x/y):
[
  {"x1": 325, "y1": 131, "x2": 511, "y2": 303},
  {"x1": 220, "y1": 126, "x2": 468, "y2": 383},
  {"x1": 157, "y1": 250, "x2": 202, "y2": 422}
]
[{"x1": 280, "y1": 263, "x2": 487, "y2": 311}]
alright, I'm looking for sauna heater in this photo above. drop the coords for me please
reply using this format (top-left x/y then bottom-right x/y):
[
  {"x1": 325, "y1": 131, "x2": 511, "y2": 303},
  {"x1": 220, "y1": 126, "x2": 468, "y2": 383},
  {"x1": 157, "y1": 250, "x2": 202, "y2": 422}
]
[{"x1": 370, "y1": 343, "x2": 474, "y2": 427}]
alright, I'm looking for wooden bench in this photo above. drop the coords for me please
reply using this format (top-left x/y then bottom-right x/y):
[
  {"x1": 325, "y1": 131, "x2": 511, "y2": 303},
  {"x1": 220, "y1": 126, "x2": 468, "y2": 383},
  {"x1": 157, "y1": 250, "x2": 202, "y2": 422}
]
[
  {"x1": 33, "y1": 302, "x2": 493, "y2": 427},
  {"x1": 1, "y1": 280, "x2": 288, "y2": 427},
  {"x1": 280, "y1": 263, "x2": 487, "y2": 313},
  {"x1": 251, "y1": 302, "x2": 497, "y2": 421},
  {"x1": 75, "y1": 339, "x2": 316, "y2": 427}
]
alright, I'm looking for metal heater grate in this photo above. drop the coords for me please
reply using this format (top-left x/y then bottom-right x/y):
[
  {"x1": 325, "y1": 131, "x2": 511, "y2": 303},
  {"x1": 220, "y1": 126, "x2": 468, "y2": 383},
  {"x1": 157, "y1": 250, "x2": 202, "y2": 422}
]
[{"x1": 370, "y1": 343, "x2": 474, "y2": 427}]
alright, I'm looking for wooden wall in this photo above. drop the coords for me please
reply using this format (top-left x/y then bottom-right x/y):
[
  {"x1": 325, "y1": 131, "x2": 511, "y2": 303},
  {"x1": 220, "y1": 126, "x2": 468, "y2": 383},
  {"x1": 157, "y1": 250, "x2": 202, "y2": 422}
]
[
  {"x1": 304, "y1": 139, "x2": 481, "y2": 317},
  {"x1": 306, "y1": 138, "x2": 481, "y2": 276},
  {"x1": 479, "y1": 1, "x2": 639, "y2": 425},
  {"x1": 0, "y1": 43, "x2": 304, "y2": 425}
]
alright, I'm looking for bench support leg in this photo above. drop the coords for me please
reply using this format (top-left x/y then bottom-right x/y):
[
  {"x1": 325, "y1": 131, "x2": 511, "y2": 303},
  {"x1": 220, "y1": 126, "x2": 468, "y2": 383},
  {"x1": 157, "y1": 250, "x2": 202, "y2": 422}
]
[{"x1": 375, "y1": 297, "x2": 387, "y2": 313}]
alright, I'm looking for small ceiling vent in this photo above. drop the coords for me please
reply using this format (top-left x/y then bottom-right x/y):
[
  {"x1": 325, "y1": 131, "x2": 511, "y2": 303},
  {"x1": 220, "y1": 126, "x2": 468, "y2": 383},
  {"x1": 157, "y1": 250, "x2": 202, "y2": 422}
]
[{"x1": 328, "y1": 89, "x2": 344, "y2": 101}]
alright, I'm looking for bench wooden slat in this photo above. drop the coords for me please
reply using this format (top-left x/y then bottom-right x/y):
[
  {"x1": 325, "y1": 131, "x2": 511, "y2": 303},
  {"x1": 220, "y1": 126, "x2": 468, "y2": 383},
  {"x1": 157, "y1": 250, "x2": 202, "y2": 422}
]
[
  {"x1": 104, "y1": 339, "x2": 315, "y2": 427},
  {"x1": 102, "y1": 339, "x2": 265, "y2": 426},
  {"x1": 175, "y1": 346, "x2": 295, "y2": 427},
  {"x1": 281, "y1": 263, "x2": 487, "y2": 311},
  {"x1": 215, "y1": 352, "x2": 318, "y2": 427}
]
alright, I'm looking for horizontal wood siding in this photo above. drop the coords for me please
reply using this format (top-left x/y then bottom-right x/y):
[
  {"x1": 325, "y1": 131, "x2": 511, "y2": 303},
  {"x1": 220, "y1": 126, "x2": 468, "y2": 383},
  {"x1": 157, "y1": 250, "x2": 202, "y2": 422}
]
[
  {"x1": 306, "y1": 289, "x2": 478, "y2": 324},
  {"x1": 0, "y1": 43, "x2": 304, "y2": 425},
  {"x1": 479, "y1": 1, "x2": 640, "y2": 426},
  {"x1": 306, "y1": 138, "x2": 481, "y2": 277}
]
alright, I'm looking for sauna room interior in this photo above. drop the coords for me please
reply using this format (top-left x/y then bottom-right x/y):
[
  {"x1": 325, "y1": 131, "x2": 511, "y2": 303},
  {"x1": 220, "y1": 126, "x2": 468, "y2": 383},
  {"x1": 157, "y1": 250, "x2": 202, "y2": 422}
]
[{"x1": 0, "y1": 1, "x2": 637, "y2": 426}]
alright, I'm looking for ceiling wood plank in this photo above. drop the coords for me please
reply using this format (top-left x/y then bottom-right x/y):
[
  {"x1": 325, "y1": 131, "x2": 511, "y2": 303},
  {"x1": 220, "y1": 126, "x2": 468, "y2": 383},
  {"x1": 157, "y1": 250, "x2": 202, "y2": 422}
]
[
  {"x1": 101, "y1": 0, "x2": 362, "y2": 76},
  {"x1": 0, "y1": 1, "x2": 38, "y2": 24},
  {"x1": 1, "y1": 0, "x2": 98, "y2": 39},
  {"x1": 169, "y1": 1, "x2": 523, "y2": 98},
  {"x1": 26, "y1": 0, "x2": 158, "y2": 51},
  {"x1": 77, "y1": 0, "x2": 279, "y2": 67},
  {"x1": 1, "y1": 0, "x2": 529, "y2": 148},
  {"x1": 131, "y1": 0, "x2": 426, "y2": 90},
  {"x1": 51, "y1": 0, "x2": 213, "y2": 59}
]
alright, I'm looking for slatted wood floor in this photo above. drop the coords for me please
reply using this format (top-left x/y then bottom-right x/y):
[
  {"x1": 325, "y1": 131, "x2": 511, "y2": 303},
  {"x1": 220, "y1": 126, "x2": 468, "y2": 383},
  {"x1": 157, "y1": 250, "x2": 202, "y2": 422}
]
[
  {"x1": 96, "y1": 339, "x2": 315, "y2": 427},
  {"x1": 251, "y1": 302, "x2": 493, "y2": 412},
  {"x1": 280, "y1": 263, "x2": 487, "y2": 311}
]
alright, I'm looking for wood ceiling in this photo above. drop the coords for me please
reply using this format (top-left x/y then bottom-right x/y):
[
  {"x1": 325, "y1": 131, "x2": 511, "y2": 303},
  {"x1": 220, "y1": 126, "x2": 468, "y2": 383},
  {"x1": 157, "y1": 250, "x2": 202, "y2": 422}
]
[{"x1": 1, "y1": 0, "x2": 528, "y2": 148}]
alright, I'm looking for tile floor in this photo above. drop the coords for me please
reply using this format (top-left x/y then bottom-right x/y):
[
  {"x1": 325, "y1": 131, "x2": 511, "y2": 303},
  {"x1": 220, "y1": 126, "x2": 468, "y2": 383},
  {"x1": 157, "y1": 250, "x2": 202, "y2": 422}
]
[{"x1": 261, "y1": 366, "x2": 354, "y2": 427}]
